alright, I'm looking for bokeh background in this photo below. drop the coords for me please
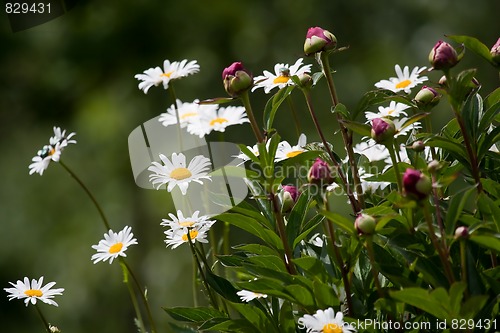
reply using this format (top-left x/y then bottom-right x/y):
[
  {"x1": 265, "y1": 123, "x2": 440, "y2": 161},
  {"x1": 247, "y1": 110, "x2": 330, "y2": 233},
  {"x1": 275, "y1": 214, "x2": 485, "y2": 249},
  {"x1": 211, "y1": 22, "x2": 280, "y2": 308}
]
[{"x1": 1, "y1": 0, "x2": 498, "y2": 331}]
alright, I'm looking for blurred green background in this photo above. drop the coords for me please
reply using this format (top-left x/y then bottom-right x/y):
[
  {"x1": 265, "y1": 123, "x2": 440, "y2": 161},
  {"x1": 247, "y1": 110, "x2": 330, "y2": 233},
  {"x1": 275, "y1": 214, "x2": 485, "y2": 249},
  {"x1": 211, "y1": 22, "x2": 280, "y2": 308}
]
[{"x1": 1, "y1": 0, "x2": 498, "y2": 331}]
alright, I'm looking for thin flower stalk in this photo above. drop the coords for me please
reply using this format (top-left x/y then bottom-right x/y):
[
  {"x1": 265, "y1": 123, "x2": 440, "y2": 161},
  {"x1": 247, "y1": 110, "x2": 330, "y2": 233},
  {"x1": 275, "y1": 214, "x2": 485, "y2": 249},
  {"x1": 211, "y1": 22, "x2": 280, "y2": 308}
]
[
  {"x1": 423, "y1": 202, "x2": 455, "y2": 285},
  {"x1": 365, "y1": 236, "x2": 384, "y2": 299},
  {"x1": 59, "y1": 160, "x2": 111, "y2": 230},
  {"x1": 239, "y1": 91, "x2": 264, "y2": 143},
  {"x1": 320, "y1": 52, "x2": 365, "y2": 210},
  {"x1": 301, "y1": 89, "x2": 360, "y2": 214},
  {"x1": 286, "y1": 96, "x2": 302, "y2": 137},
  {"x1": 271, "y1": 191, "x2": 297, "y2": 275},
  {"x1": 120, "y1": 260, "x2": 147, "y2": 333},
  {"x1": 34, "y1": 304, "x2": 51, "y2": 333},
  {"x1": 386, "y1": 144, "x2": 403, "y2": 193}
]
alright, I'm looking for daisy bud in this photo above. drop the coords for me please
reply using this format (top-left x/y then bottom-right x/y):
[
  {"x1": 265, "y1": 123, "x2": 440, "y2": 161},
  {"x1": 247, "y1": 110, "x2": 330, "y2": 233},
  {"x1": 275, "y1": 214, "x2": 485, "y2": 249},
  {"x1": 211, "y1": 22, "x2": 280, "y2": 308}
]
[
  {"x1": 491, "y1": 38, "x2": 500, "y2": 64},
  {"x1": 412, "y1": 140, "x2": 426, "y2": 152},
  {"x1": 403, "y1": 168, "x2": 432, "y2": 200},
  {"x1": 414, "y1": 86, "x2": 441, "y2": 109},
  {"x1": 222, "y1": 62, "x2": 253, "y2": 97},
  {"x1": 370, "y1": 118, "x2": 396, "y2": 144},
  {"x1": 429, "y1": 41, "x2": 459, "y2": 70},
  {"x1": 304, "y1": 27, "x2": 337, "y2": 56},
  {"x1": 307, "y1": 158, "x2": 333, "y2": 185},
  {"x1": 454, "y1": 226, "x2": 469, "y2": 240},
  {"x1": 355, "y1": 214, "x2": 377, "y2": 235},
  {"x1": 280, "y1": 185, "x2": 299, "y2": 212}
]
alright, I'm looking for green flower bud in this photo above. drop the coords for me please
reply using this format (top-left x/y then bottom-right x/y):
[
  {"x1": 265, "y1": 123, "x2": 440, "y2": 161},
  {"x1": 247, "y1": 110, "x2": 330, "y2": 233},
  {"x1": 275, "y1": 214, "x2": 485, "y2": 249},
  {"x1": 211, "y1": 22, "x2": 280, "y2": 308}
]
[
  {"x1": 429, "y1": 41, "x2": 459, "y2": 70},
  {"x1": 412, "y1": 140, "x2": 426, "y2": 152},
  {"x1": 414, "y1": 86, "x2": 441, "y2": 109},
  {"x1": 304, "y1": 27, "x2": 337, "y2": 56},
  {"x1": 355, "y1": 214, "x2": 377, "y2": 235},
  {"x1": 370, "y1": 118, "x2": 396, "y2": 144},
  {"x1": 222, "y1": 62, "x2": 253, "y2": 97},
  {"x1": 427, "y1": 160, "x2": 441, "y2": 173}
]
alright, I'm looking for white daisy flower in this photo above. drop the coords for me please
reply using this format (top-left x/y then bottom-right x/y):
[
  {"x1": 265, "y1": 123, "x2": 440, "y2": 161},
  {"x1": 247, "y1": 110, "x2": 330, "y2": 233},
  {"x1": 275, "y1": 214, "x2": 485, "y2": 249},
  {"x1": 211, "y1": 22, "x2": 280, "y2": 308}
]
[
  {"x1": 158, "y1": 99, "x2": 217, "y2": 128},
  {"x1": 275, "y1": 134, "x2": 307, "y2": 162},
  {"x1": 374, "y1": 65, "x2": 428, "y2": 94},
  {"x1": 365, "y1": 101, "x2": 411, "y2": 121},
  {"x1": 49, "y1": 126, "x2": 77, "y2": 146},
  {"x1": 164, "y1": 224, "x2": 211, "y2": 249},
  {"x1": 298, "y1": 307, "x2": 356, "y2": 333},
  {"x1": 134, "y1": 59, "x2": 200, "y2": 93},
  {"x1": 161, "y1": 210, "x2": 215, "y2": 231},
  {"x1": 359, "y1": 167, "x2": 391, "y2": 193},
  {"x1": 4, "y1": 276, "x2": 64, "y2": 307},
  {"x1": 187, "y1": 106, "x2": 249, "y2": 138},
  {"x1": 308, "y1": 233, "x2": 325, "y2": 247},
  {"x1": 234, "y1": 143, "x2": 260, "y2": 163},
  {"x1": 91, "y1": 226, "x2": 138, "y2": 264},
  {"x1": 148, "y1": 153, "x2": 212, "y2": 195},
  {"x1": 252, "y1": 58, "x2": 312, "y2": 94},
  {"x1": 393, "y1": 117, "x2": 422, "y2": 137},
  {"x1": 237, "y1": 290, "x2": 268, "y2": 302},
  {"x1": 353, "y1": 140, "x2": 390, "y2": 162}
]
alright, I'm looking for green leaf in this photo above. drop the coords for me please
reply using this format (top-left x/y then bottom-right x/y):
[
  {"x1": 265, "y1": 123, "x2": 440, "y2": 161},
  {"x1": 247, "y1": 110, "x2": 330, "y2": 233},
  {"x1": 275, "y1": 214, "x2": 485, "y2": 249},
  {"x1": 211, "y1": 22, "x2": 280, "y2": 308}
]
[
  {"x1": 247, "y1": 255, "x2": 287, "y2": 273},
  {"x1": 230, "y1": 302, "x2": 278, "y2": 333},
  {"x1": 479, "y1": 100, "x2": 500, "y2": 134},
  {"x1": 477, "y1": 192, "x2": 500, "y2": 232},
  {"x1": 237, "y1": 144, "x2": 260, "y2": 164},
  {"x1": 444, "y1": 185, "x2": 477, "y2": 236},
  {"x1": 425, "y1": 136, "x2": 470, "y2": 166},
  {"x1": 313, "y1": 280, "x2": 340, "y2": 308},
  {"x1": 279, "y1": 301, "x2": 296, "y2": 333},
  {"x1": 353, "y1": 89, "x2": 392, "y2": 120},
  {"x1": 163, "y1": 307, "x2": 227, "y2": 323},
  {"x1": 286, "y1": 192, "x2": 310, "y2": 249},
  {"x1": 390, "y1": 288, "x2": 450, "y2": 320},
  {"x1": 233, "y1": 244, "x2": 279, "y2": 256},
  {"x1": 478, "y1": 125, "x2": 500, "y2": 159},
  {"x1": 216, "y1": 213, "x2": 283, "y2": 250},
  {"x1": 470, "y1": 234, "x2": 500, "y2": 252},
  {"x1": 397, "y1": 112, "x2": 430, "y2": 134},
  {"x1": 293, "y1": 257, "x2": 331, "y2": 282},
  {"x1": 198, "y1": 318, "x2": 256, "y2": 333},
  {"x1": 285, "y1": 284, "x2": 315, "y2": 308},
  {"x1": 320, "y1": 210, "x2": 355, "y2": 235},
  {"x1": 462, "y1": 93, "x2": 482, "y2": 144},
  {"x1": 263, "y1": 86, "x2": 295, "y2": 131},
  {"x1": 293, "y1": 214, "x2": 324, "y2": 248},
  {"x1": 331, "y1": 103, "x2": 349, "y2": 119},
  {"x1": 447, "y1": 35, "x2": 497, "y2": 66},
  {"x1": 244, "y1": 178, "x2": 274, "y2": 226},
  {"x1": 338, "y1": 119, "x2": 371, "y2": 137},
  {"x1": 205, "y1": 270, "x2": 241, "y2": 303}
]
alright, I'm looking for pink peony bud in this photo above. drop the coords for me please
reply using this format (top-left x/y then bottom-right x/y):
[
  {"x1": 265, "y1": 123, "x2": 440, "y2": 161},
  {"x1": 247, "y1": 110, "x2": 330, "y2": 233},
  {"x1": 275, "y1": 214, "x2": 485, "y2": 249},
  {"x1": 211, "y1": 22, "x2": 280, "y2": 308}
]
[
  {"x1": 222, "y1": 62, "x2": 253, "y2": 97},
  {"x1": 370, "y1": 118, "x2": 396, "y2": 144},
  {"x1": 429, "y1": 41, "x2": 459, "y2": 70},
  {"x1": 307, "y1": 158, "x2": 333, "y2": 185},
  {"x1": 403, "y1": 168, "x2": 432, "y2": 200},
  {"x1": 454, "y1": 226, "x2": 469, "y2": 240},
  {"x1": 491, "y1": 38, "x2": 500, "y2": 64},
  {"x1": 304, "y1": 27, "x2": 337, "y2": 56},
  {"x1": 280, "y1": 185, "x2": 300, "y2": 212},
  {"x1": 414, "y1": 86, "x2": 441, "y2": 109}
]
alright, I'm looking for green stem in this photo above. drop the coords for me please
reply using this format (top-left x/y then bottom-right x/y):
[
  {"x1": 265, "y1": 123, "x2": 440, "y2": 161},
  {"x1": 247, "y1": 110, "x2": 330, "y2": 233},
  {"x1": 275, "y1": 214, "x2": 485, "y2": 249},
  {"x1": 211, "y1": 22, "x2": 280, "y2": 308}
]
[
  {"x1": 120, "y1": 260, "x2": 147, "y2": 333},
  {"x1": 186, "y1": 230, "x2": 219, "y2": 309},
  {"x1": 286, "y1": 96, "x2": 302, "y2": 137},
  {"x1": 460, "y1": 240, "x2": 468, "y2": 289},
  {"x1": 423, "y1": 202, "x2": 455, "y2": 285},
  {"x1": 366, "y1": 236, "x2": 384, "y2": 299},
  {"x1": 320, "y1": 52, "x2": 365, "y2": 210},
  {"x1": 59, "y1": 160, "x2": 111, "y2": 230},
  {"x1": 324, "y1": 195, "x2": 354, "y2": 316},
  {"x1": 386, "y1": 142, "x2": 403, "y2": 193},
  {"x1": 301, "y1": 89, "x2": 360, "y2": 214},
  {"x1": 270, "y1": 192, "x2": 297, "y2": 275},
  {"x1": 34, "y1": 304, "x2": 51, "y2": 333},
  {"x1": 122, "y1": 259, "x2": 158, "y2": 333},
  {"x1": 423, "y1": 116, "x2": 438, "y2": 160},
  {"x1": 239, "y1": 91, "x2": 264, "y2": 143}
]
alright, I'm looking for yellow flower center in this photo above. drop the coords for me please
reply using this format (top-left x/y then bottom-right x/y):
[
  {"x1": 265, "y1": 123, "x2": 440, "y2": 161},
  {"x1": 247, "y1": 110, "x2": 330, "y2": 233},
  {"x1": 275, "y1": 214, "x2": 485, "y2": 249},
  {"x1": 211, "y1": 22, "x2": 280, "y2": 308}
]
[
  {"x1": 323, "y1": 323, "x2": 342, "y2": 333},
  {"x1": 387, "y1": 109, "x2": 395, "y2": 115},
  {"x1": 210, "y1": 118, "x2": 229, "y2": 126},
  {"x1": 273, "y1": 76, "x2": 290, "y2": 84},
  {"x1": 170, "y1": 168, "x2": 192, "y2": 180},
  {"x1": 24, "y1": 289, "x2": 43, "y2": 297},
  {"x1": 179, "y1": 221, "x2": 195, "y2": 227},
  {"x1": 180, "y1": 112, "x2": 198, "y2": 120},
  {"x1": 286, "y1": 150, "x2": 303, "y2": 158},
  {"x1": 49, "y1": 148, "x2": 56, "y2": 156},
  {"x1": 109, "y1": 242, "x2": 123, "y2": 254},
  {"x1": 182, "y1": 230, "x2": 199, "y2": 242},
  {"x1": 161, "y1": 71, "x2": 174, "y2": 78},
  {"x1": 395, "y1": 79, "x2": 412, "y2": 89}
]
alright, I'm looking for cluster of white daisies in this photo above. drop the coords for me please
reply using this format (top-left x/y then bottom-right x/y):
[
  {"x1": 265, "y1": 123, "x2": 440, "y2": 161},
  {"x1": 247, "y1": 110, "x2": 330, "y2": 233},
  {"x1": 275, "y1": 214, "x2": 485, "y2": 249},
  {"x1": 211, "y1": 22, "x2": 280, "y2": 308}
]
[{"x1": 28, "y1": 127, "x2": 76, "y2": 176}]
